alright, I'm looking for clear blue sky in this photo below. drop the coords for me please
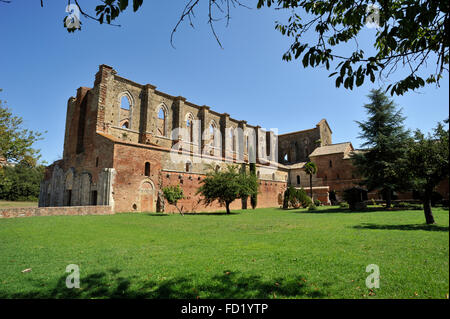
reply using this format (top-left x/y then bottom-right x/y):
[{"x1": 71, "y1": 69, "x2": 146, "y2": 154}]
[{"x1": 0, "y1": 1, "x2": 448, "y2": 164}]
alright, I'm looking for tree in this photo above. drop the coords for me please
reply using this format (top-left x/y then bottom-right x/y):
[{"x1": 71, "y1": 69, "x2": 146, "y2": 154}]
[
  {"x1": 406, "y1": 121, "x2": 449, "y2": 224},
  {"x1": 0, "y1": 164, "x2": 45, "y2": 201},
  {"x1": 259, "y1": 0, "x2": 449, "y2": 95},
  {"x1": 249, "y1": 162, "x2": 257, "y2": 209},
  {"x1": 304, "y1": 161, "x2": 317, "y2": 200},
  {"x1": 162, "y1": 185, "x2": 185, "y2": 215},
  {"x1": 0, "y1": 89, "x2": 44, "y2": 166},
  {"x1": 351, "y1": 89, "x2": 411, "y2": 208},
  {"x1": 197, "y1": 164, "x2": 258, "y2": 214},
  {"x1": 34, "y1": 0, "x2": 448, "y2": 95}
]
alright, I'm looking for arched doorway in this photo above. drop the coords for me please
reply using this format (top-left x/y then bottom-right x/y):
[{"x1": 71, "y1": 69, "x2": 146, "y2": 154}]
[{"x1": 139, "y1": 181, "x2": 155, "y2": 212}]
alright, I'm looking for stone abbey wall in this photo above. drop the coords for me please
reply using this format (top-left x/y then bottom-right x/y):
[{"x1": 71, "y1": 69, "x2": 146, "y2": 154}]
[
  {"x1": 39, "y1": 64, "x2": 448, "y2": 215},
  {"x1": 40, "y1": 65, "x2": 289, "y2": 213}
]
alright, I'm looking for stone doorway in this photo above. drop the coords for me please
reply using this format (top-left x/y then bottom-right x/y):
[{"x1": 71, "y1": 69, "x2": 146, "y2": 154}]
[{"x1": 139, "y1": 181, "x2": 154, "y2": 212}]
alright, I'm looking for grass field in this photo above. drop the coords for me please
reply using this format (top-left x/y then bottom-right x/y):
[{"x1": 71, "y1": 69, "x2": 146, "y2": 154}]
[
  {"x1": 0, "y1": 200, "x2": 38, "y2": 208},
  {"x1": 0, "y1": 206, "x2": 448, "y2": 299}
]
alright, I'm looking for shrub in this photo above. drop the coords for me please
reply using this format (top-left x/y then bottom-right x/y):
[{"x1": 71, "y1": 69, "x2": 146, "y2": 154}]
[
  {"x1": 339, "y1": 202, "x2": 349, "y2": 209},
  {"x1": 392, "y1": 202, "x2": 422, "y2": 210},
  {"x1": 296, "y1": 188, "x2": 312, "y2": 207},
  {"x1": 282, "y1": 186, "x2": 312, "y2": 209},
  {"x1": 308, "y1": 203, "x2": 317, "y2": 211},
  {"x1": 314, "y1": 199, "x2": 321, "y2": 206},
  {"x1": 342, "y1": 187, "x2": 367, "y2": 210},
  {"x1": 393, "y1": 202, "x2": 409, "y2": 208}
]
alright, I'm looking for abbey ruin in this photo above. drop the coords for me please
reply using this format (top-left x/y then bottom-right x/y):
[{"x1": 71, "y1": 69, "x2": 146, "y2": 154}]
[{"x1": 38, "y1": 65, "x2": 449, "y2": 213}]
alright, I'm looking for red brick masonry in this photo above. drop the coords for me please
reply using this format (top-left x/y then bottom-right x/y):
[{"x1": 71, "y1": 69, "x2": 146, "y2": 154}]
[{"x1": 0, "y1": 206, "x2": 113, "y2": 219}]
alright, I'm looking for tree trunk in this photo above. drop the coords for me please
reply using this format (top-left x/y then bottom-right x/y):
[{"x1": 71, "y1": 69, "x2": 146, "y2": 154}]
[
  {"x1": 423, "y1": 190, "x2": 435, "y2": 224},
  {"x1": 176, "y1": 204, "x2": 184, "y2": 216},
  {"x1": 225, "y1": 202, "x2": 231, "y2": 214},
  {"x1": 309, "y1": 175, "x2": 313, "y2": 200},
  {"x1": 385, "y1": 189, "x2": 392, "y2": 209}
]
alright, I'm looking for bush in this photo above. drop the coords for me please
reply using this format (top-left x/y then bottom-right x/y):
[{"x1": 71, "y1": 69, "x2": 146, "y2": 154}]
[
  {"x1": 308, "y1": 203, "x2": 317, "y2": 211},
  {"x1": 0, "y1": 164, "x2": 44, "y2": 201},
  {"x1": 283, "y1": 186, "x2": 312, "y2": 209},
  {"x1": 339, "y1": 202, "x2": 349, "y2": 209},
  {"x1": 392, "y1": 202, "x2": 422, "y2": 210},
  {"x1": 342, "y1": 187, "x2": 367, "y2": 210},
  {"x1": 393, "y1": 202, "x2": 409, "y2": 208},
  {"x1": 314, "y1": 199, "x2": 321, "y2": 206}
]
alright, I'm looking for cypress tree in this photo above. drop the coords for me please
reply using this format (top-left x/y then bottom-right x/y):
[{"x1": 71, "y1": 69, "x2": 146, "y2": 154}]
[
  {"x1": 249, "y1": 162, "x2": 257, "y2": 209},
  {"x1": 351, "y1": 89, "x2": 411, "y2": 208}
]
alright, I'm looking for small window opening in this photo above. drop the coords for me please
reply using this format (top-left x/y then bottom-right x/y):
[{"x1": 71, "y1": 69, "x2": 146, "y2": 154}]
[
  {"x1": 121, "y1": 96, "x2": 130, "y2": 110},
  {"x1": 157, "y1": 108, "x2": 166, "y2": 136},
  {"x1": 145, "y1": 162, "x2": 150, "y2": 176},
  {"x1": 91, "y1": 191, "x2": 98, "y2": 206}
]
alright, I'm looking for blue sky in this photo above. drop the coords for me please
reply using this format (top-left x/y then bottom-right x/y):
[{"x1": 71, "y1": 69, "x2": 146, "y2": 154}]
[{"x1": 0, "y1": 1, "x2": 448, "y2": 164}]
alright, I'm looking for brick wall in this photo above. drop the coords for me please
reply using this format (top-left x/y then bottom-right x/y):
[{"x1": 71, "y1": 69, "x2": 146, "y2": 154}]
[{"x1": 0, "y1": 206, "x2": 113, "y2": 219}]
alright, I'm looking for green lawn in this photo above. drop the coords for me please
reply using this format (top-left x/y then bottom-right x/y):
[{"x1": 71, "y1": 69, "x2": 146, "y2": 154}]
[
  {"x1": 0, "y1": 200, "x2": 38, "y2": 208},
  {"x1": 0, "y1": 206, "x2": 448, "y2": 299}
]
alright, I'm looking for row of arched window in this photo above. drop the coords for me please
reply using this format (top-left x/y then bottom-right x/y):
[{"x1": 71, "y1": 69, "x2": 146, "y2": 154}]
[{"x1": 117, "y1": 93, "x2": 259, "y2": 154}]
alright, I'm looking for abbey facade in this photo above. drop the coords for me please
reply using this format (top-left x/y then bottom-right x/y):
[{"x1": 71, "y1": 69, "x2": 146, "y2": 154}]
[{"x1": 39, "y1": 65, "x2": 448, "y2": 213}]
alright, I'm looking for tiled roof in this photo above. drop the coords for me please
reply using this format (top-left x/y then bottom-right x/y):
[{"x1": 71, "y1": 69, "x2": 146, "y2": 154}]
[
  {"x1": 283, "y1": 162, "x2": 307, "y2": 169},
  {"x1": 309, "y1": 142, "x2": 353, "y2": 157}
]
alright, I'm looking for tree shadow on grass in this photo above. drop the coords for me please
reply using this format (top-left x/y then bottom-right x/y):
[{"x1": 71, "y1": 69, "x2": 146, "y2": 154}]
[
  {"x1": 0, "y1": 269, "x2": 325, "y2": 299},
  {"x1": 184, "y1": 212, "x2": 241, "y2": 216},
  {"x1": 291, "y1": 207, "x2": 387, "y2": 214},
  {"x1": 144, "y1": 212, "x2": 241, "y2": 216},
  {"x1": 143, "y1": 213, "x2": 171, "y2": 217},
  {"x1": 353, "y1": 223, "x2": 449, "y2": 232}
]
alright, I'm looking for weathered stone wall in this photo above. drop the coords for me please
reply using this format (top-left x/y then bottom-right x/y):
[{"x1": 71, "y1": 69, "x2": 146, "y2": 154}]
[
  {"x1": 110, "y1": 139, "x2": 288, "y2": 213},
  {"x1": 91, "y1": 65, "x2": 278, "y2": 163},
  {"x1": 110, "y1": 142, "x2": 163, "y2": 213},
  {"x1": 436, "y1": 178, "x2": 449, "y2": 200},
  {"x1": 278, "y1": 128, "x2": 321, "y2": 164},
  {"x1": 288, "y1": 167, "x2": 324, "y2": 189},
  {"x1": 0, "y1": 206, "x2": 113, "y2": 219},
  {"x1": 278, "y1": 119, "x2": 333, "y2": 165},
  {"x1": 310, "y1": 152, "x2": 370, "y2": 200}
]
